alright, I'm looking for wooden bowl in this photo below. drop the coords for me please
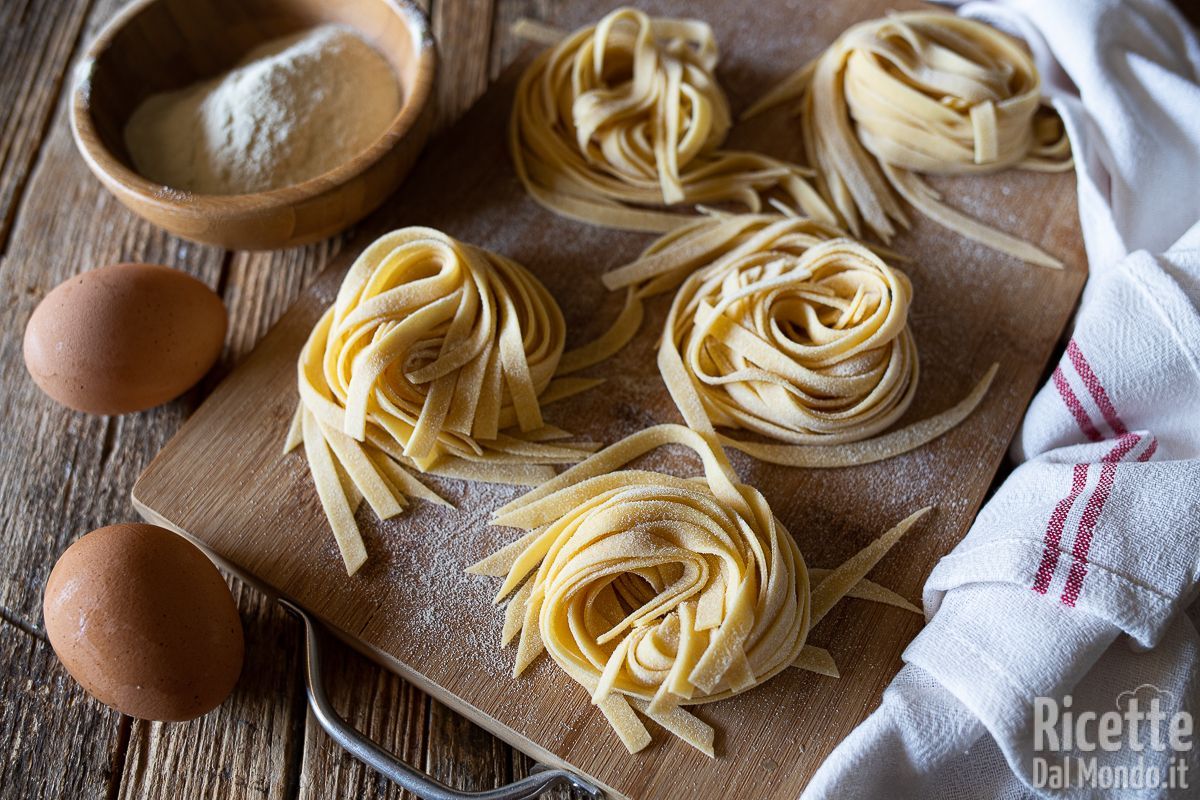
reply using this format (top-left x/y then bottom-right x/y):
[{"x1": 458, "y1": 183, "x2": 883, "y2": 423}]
[{"x1": 70, "y1": 0, "x2": 436, "y2": 250}]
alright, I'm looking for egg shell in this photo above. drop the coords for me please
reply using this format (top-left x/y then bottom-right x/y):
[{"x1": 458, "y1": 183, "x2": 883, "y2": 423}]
[
  {"x1": 43, "y1": 523, "x2": 244, "y2": 722},
  {"x1": 23, "y1": 263, "x2": 227, "y2": 415}
]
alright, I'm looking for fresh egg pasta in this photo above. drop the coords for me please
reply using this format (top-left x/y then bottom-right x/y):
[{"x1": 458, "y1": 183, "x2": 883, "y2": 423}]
[
  {"x1": 287, "y1": 227, "x2": 600, "y2": 574},
  {"x1": 470, "y1": 423, "x2": 928, "y2": 755},
  {"x1": 745, "y1": 12, "x2": 1072, "y2": 268},
  {"x1": 657, "y1": 229, "x2": 998, "y2": 466},
  {"x1": 510, "y1": 7, "x2": 835, "y2": 232},
  {"x1": 567, "y1": 213, "x2": 997, "y2": 467}
]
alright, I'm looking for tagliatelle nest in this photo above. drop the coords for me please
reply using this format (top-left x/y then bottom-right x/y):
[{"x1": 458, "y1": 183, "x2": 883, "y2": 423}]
[
  {"x1": 509, "y1": 7, "x2": 835, "y2": 232},
  {"x1": 664, "y1": 235, "x2": 918, "y2": 441},
  {"x1": 470, "y1": 424, "x2": 927, "y2": 756},
  {"x1": 286, "y1": 227, "x2": 603, "y2": 574},
  {"x1": 745, "y1": 11, "x2": 1072, "y2": 268},
  {"x1": 568, "y1": 212, "x2": 997, "y2": 468}
]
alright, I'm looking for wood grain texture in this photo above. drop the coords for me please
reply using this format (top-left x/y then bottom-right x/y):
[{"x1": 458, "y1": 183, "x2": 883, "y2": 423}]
[
  {"x1": 430, "y1": 0, "x2": 496, "y2": 130},
  {"x1": 296, "y1": 637, "x2": 428, "y2": 800},
  {"x1": 0, "y1": 0, "x2": 228, "y2": 778},
  {"x1": 427, "y1": 700, "x2": 514, "y2": 793},
  {"x1": 0, "y1": 3, "x2": 262, "y2": 799},
  {"x1": 131, "y1": 1, "x2": 1087, "y2": 798},
  {"x1": 0, "y1": 0, "x2": 91, "y2": 252},
  {"x1": 219, "y1": 238, "x2": 349, "y2": 370},
  {"x1": 488, "y1": 0, "x2": 552, "y2": 79},
  {"x1": 0, "y1": 625, "x2": 123, "y2": 798},
  {"x1": 0, "y1": 2, "x2": 226, "y2": 629}
]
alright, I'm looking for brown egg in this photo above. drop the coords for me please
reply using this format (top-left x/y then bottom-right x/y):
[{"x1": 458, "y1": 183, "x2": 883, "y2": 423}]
[
  {"x1": 23, "y1": 263, "x2": 226, "y2": 415},
  {"x1": 43, "y1": 523, "x2": 244, "y2": 721}
]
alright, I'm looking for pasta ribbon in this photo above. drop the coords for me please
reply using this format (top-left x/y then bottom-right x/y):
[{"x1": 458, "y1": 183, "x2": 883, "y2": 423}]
[
  {"x1": 469, "y1": 423, "x2": 927, "y2": 755},
  {"x1": 745, "y1": 11, "x2": 1072, "y2": 268},
  {"x1": 559, "y1": 212, "x2": 848, "y2": 374},
  {"x1": 288, "y1": 227, "x2": 599, "y2": 574},
  {"x1": 568, "y1": 213, "x2": 996, "y2": 467},
  {"x1": 510, "y1": 7, "x2": 835, "y2": 232},
  {"x1": 665, "y1": 234, "x2": 919, "y2": 445}
]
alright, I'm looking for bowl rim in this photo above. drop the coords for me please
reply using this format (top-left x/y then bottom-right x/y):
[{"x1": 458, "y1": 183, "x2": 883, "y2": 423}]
[{"x1": 69, "y1": 0, "x2": 437, "y2": 213}]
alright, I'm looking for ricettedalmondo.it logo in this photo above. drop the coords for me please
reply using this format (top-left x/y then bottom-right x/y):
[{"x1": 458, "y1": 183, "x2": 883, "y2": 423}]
[{"x1": 1032, "y1": 684, "x2": 1192, "y2": 792}]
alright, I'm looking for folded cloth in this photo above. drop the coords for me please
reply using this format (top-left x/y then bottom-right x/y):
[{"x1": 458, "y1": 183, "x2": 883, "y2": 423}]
[{"x1": 802, "y1": 2, "x2": 1200, "y2": 798}]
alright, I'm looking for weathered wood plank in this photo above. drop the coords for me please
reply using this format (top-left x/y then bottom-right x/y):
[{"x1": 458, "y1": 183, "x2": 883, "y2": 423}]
[
  {"x1": 426, "y1": 699, "x2": 513, "y2": 792},
  {"x1": 0, "y1": 0, "x2": 92, "y2": 252},
  {"x1": 511, "y1": 751, "x2": 594, "y2": 800},
  {"x1": 430, "y1": 0, "x2": 498, "y2": 130},
  {"x1": 0, "y1": 47, "x2": 226, "y2": 634},
  {"x1": 0, "y1": 621, "x2": 123, "y2": 799},
  {"x1": 215, "y1": 237, "x2": 349, "y2": 374},
  {"x1": 488, "y1": 0, "x2": 554, "y2": 79},
  {"x1": 0, "y1": 2, "x2": 228, "y2": 798}
]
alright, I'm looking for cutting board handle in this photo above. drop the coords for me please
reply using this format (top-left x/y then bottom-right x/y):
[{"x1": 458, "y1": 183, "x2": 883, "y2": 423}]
[{"x1": 280, "y1": 599, "x2": 604, "y2": 800}]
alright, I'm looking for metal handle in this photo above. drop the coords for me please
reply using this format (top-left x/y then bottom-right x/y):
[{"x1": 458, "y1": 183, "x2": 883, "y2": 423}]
[{"x1": 280, "y1": 599, "x2": 604, "y2": 800}]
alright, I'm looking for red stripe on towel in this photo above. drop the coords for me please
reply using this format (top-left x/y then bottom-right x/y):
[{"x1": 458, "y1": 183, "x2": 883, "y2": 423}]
[
  {"x1": 1060, "y1": 434, "x2": 1142, "y2": 607},
  {"x1": 1032, "y1": 463, "x2": 1090, "y2": 594},
  {"x1": 1052, "y1": 365, "x2": 1102, "y2": 442},
  {"x1": 1066, "y1": 340, "x2": 1128, "y2": 436},
  {"x1": 1102, "y1": 432, "x2": 1144, "y2": 464}
]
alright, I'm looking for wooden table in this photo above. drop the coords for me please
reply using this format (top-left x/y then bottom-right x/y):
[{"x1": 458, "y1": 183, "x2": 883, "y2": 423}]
[{"x1": 0, "y1": 1, "x2": 591, "y2": 797}]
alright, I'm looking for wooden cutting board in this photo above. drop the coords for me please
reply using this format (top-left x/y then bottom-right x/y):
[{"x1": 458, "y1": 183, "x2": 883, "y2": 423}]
[{"x1": 133, "y1": 1, "x2": 1086, "y2": 797}]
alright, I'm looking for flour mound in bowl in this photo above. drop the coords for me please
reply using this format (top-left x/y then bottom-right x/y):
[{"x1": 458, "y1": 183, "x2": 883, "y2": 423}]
[{"x1": 124, "y1": 24, "x2": 402, "y2": 195}]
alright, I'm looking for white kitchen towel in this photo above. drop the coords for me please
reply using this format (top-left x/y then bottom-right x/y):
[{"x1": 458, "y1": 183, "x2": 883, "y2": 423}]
[{"x1": 802, "y1": 1, "x2": 1200, "y2": 798}]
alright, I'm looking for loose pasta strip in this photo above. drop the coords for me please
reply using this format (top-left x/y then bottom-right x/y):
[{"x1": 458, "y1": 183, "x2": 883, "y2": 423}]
[
  {"x1": 509, "y1": 7, "x2": 835, "y2": 233},
  {"x1": 744, "y1": 11, "x2": 1071, "y2": 268},
  {"x1": 289, "y1": 227, "x2": 599, "y2": 574},
  {"x1": 469, "y1": 423, "x2": 926, "y2": 755}
]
